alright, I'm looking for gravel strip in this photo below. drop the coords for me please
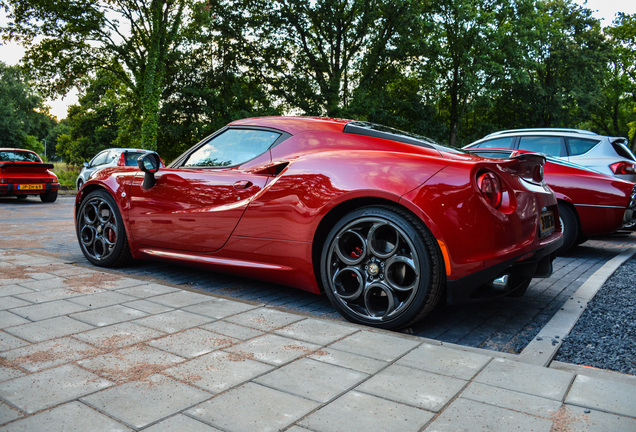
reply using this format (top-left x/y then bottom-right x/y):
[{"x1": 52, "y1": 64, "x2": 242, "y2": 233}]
[{"x1": 554, "y1": 255, "x2": 636, "y2": 375}]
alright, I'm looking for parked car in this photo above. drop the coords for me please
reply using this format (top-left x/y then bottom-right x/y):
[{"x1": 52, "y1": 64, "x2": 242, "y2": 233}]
[
  {"x1": 75, "y1": 117, "x2": 563, "y2": 329},
  {"x1": 463, "y1": 128, "x2": 636, "y2": 182},
  {"x1": 0, "y1": 148, "x2": 60, "y2": 202},
  {"x1": 466, "y1": 148, "x2": 636, "y2": 253},
  {"x1": 76, "y1": 148, "x2": 161, "y2": 189}
]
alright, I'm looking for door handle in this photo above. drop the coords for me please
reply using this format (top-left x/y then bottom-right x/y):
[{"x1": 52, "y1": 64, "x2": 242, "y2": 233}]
[{"x1": 233, "y1": 180, "x2": 253, "y2": 189}]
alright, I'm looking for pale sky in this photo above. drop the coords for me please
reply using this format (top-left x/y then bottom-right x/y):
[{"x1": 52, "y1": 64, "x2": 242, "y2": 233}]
[{"x1": 1, "y1": 0, "x2": 635, "y2": 120}]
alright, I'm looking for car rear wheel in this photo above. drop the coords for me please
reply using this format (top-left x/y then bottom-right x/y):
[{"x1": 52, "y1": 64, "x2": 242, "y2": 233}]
[
  {"x1": 557, "y1": 203, "x2": 579, "y2": 254},
  {"x1": 320, "y1": 206, "x2": 444, "y2": 329},
  {"x1": 76, "y1": 189, "x2": 131, "y2": 267},
  {"x1": 40, "y1": 190, "x2": 58, "y2": 203}
]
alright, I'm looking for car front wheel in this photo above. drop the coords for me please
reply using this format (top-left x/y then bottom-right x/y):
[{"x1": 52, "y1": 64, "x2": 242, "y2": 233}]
[
  {"x1": 76, "y1": 189, "x2": 131, "y2": 267},
  {"x1": 320, "y1": 206, "x2": 444, "y2": 329}
]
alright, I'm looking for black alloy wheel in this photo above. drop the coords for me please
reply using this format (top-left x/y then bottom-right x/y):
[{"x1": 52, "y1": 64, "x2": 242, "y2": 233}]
[{"x1": 320, "y1": 206, "x2": 444, "y2": 329}]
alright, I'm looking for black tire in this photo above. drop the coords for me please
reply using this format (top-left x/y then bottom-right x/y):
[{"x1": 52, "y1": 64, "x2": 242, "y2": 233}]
[
  {"x1": 77, "y1": 179, "x2": 84, "y2": 190},
  {"x1": 76, "y1": 189, "x2": 131, "y2": 267},
  {"x1": 320, "y1": 206, "x2": 444, "y2": 329},
  {"x1": 40, "y1": 190, "x2": 58, "y2": 203},
  {"x1": 557, "y1": 203, "x2": 579, "y2": 254},
  {"x1": 16, "y1": 195, "x2": 27, "y2": 200}
]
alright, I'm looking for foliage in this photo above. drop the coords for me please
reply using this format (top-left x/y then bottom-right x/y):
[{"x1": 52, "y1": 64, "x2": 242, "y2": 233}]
[
  {"x1": 51, "y1": 162, "x2": 80, "y2": 188},
  {"x1": 0, "y1": 62, "x2": 55, "y2": 150}
]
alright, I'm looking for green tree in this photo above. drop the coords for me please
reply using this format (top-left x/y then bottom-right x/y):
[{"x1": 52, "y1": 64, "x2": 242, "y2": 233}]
[
  {"x1": 1, "y1": 0, "x2": 187, "y2": 150},
  {"x1": 0, "y1": 61, "x2": 55, "y2": 151}
]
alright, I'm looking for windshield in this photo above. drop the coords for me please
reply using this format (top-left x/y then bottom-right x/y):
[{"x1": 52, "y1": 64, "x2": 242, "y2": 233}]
[{"x1": 0, "y1": 150, "x2": 41, "y2": 162}]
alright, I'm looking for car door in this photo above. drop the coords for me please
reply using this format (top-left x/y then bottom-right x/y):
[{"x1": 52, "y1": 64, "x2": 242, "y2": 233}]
[{"x1": 126, "y1": 128, "x2": 283, "y2": 252}]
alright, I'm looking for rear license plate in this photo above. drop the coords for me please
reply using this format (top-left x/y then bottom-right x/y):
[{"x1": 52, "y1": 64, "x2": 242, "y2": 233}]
[
  {"x1": 17, "y1": 184, "x2": 43, "y2": 190},
  {"x1": 540, "y1": 210, "x2": 555, "y2": 237}
]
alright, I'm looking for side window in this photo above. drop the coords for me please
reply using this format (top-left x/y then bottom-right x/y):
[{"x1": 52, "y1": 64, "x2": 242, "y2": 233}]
[
  {"x1": 518, "y1": 136, "x2": 563, "y2": 156},
  {"x1": 124, "y1": 152, "x2": 145, "y2": 166},
  {"x1": 474, "y1": 137, "x2": 515, "y2": 149},
  {"x1": 567, "y1": 138, "x2": 600, "y2": 156},
  {"x1": 90, "y1": 151, "x2": 109, "y2": 167},
  {"x1": 183, "y1": 129, "x2": 281, "y2": 168}
]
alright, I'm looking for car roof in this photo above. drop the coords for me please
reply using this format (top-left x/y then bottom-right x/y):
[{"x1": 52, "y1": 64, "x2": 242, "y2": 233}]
[
  {"x1": 484, "y1": 128, "x2": 599, "y2": 138},
  {"x1": 229, "y1": 116, "x2": 352, "y2": 135}
]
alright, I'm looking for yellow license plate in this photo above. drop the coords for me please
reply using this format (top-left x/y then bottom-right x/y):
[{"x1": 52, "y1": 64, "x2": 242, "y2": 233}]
[
  {"x1": 18, "y1": 184, "x2": 43, "y2": 190},
  {"x1": 540, "y1": 210, "x2": 555, "y2": 237}
]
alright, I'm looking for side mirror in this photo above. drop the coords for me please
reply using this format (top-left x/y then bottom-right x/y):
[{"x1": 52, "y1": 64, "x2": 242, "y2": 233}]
[
  {"x1": 137, "y1": 152, "x2": 161, "y2": 189},
  {"x1": 83, "y1": 162, "x2": 89, "y2": 168}
]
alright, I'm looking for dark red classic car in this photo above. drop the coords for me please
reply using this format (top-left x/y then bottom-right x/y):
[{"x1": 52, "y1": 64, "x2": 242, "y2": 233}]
[
  {"x1": 467, "y1": 148, "x2": 636, "y2": 253},
  {"x1": 0, "y1": 148, "x2": 60, "y2": 202},
  {"x1": 75, "y1": 117, "x2": 562, "y2": 329}
]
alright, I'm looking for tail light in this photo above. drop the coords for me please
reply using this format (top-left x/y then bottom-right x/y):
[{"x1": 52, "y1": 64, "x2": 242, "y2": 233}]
[
  {"x1": 117, "y1": 153, "x2": 127, "y2": 167},
  {"x1": 610, "y1": 161, "x2": 636, "y2": 175},
  {"x1": 477, "y1": 171, "x2": 502, "y2": 208}
]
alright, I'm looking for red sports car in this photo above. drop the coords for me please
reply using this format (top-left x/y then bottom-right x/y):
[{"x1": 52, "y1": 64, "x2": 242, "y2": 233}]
[
  {"x1": 0, "y1": 148, "x2": 60, "y2": 202},
  {"x1": 467, "y1": 148, "x2": 636, "y2": 253},
  {"x1": 75, "y1": 117, "x2": 562, "y2": 329}
]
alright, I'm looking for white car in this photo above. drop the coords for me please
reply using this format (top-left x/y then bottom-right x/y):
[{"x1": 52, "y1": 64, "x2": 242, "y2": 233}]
[
  {"x1": 76, "y1": 148, "x2": 157, "y2": 189},
  {"x1": 463, "y1": 128, "x2": 636, "y2": 182}
]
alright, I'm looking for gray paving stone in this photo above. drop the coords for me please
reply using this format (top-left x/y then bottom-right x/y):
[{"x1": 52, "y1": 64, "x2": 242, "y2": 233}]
[
  {"x1": 14, "y1": 287, "x2": 99, "y2": 304},
  {"x1": 134, "y1": 309, "x2": 214, "y2": 333},
  {"x1": 187, "y1": 382, "x2": 319, "y2": 432},
  {"x1": 224, "y1": 307, "x2": 305, "y2": 331},
  {"x1": 308, "y1": 347, "x2": 388, "y2": 374},
  {"x1": 0, "y1": 285, "x2": 32, "y2": 297},
  {"x1": 144, "y1": 414, "x2": 223, "y2": 431},
  {"x1": 72, "y1": 322, "x2": 166, "y2": 349},
  {"x1": 9, "y1": 299, "x2": 88, "y2": 321},
  {"x1": 0, "y1": 401, "x2": 23, "y2": 425},
  {"x1": 396, "y1": 343, "x2": 491, "y2": 380},
  {"x1": 149, "y1": 290, "x2": 213, "y2": 308},
  {"x1": 147, "y1": 328, "x2": 238, "y2": 358},
  {"x1": 0, "y1": 332, "x2": 29, "y2": 352},
  {"x1": 4, "y1": 316, "x2": 94, "y2": 343},
  {"x1": 70, "y1": 304, "x2": 149, "y2": 327},
  {"x1": 0, "y1": 297, "x2": 31, "y2": 311},
  {"x1": 423, "y1": 398, "x2": 552, "y2": 432},
  {"x1": 115, "y1": 283, "x2": 180, "y2": 298},
  {"x1": 200, "y1": 321, "x2": 264, "y2": 340},
  {"x1": 164, "y1": 350, "x2": 274, "y2": 393},
  {"x1": 15, "y1": 277, "x2": 68, "y2": 292},
  {"x1": 183, "y1": 298, "x2": 259, "y2": 319},
  {"x1": 566, "y1": 374, "x2": 636, "y2": 417},
  {"x1": 0, "y1": 401, "x2": 132, "y2": 431},
  {"x1": 67, "y1": 290, "x2": 138, "y2": 309},
  {"x1": 273, "y1": 318, "x2": 358, "y2": 345},
  {"x1": 357, "y1": 364, "x2": 467, "y2": 412},
  {"x1": 1, "y1": 337, "x2": 101, "y2": 372},
  {"x1": 558, "y1": 404, "x2": 636, "y2": 432},
  {"x1": 329, "y1": 330, "x2": 419, "y2": 361},
  {"x1": 475, "y1": 358, "x2": 574, "y2": 401},
  {"x1": 81, "y1": 374, "x2": 211, "y2": 429},
  {"x1": 0, "y1": 311, "x2": 30, "y2": 329},
  {"x1": 123, "y1": 299, "x2": 174, "y2": 314},
  {"x1": 461, "y1": 382, "x2": 562, "y2": 417},
  {"x1": 77, "y1": 344, "x2": 185, "y2": 384},
  {"x1": 0, "y1": 364, "x2": 112, "y2": 414},
  {"x1": 225, "y1": 333, "x2": 321, "y2": 365},
  {"x1": 0, "y1": 366, "x2": 24, "y2": 382},
  {"x1": 299, "y1": 390, "x2": 434, "y2": 432},
  {"x1": 255, "y1": 357, "x2": 368, "y2": 403}
]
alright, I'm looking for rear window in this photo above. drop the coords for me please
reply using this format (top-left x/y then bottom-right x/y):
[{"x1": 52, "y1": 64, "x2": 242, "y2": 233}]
[
  {"x1": 566, "y1": 138, "x2": 600, "y2": 156},
  {"x1": 472, "y1": 137, "x2": 515, "y2": 149},
  {"x1": 0, "y1": 150, "x2": 41, "y2": 162},
  {"x1": 123, "y1": 152, "x2": 146, "y2": 166},
  {"x1": 518, "y1": 136, "x2": 563, "y2": 156}
]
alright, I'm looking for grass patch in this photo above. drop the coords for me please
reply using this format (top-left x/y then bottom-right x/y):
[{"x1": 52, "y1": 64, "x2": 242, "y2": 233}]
[{"x1": 52, "y1": 162, "x2": 80, "y2": 188}]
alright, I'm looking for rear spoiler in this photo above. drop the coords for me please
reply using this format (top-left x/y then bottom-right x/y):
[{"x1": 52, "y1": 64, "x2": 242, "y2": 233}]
[
  {"x1": 0, "y1": 162, "x2": 55, "y2": 169},
  {"x1": 499, "y1": 153, "x2": 546, "y2": 184}
]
